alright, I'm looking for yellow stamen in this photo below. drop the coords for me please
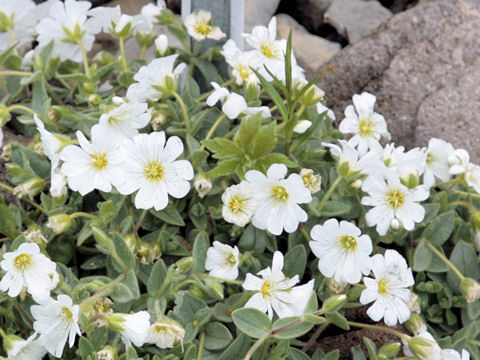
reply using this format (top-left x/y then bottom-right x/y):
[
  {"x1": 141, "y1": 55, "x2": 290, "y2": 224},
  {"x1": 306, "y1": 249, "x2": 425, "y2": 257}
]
[
  {"x1": 378, "y1": 278, "x2": 390, "y2": 296},
  {"x1": 271, "y1": 185, "x2": 289, "y2": 203},
  {"x1": 385, "y1": 189, "x2": 405, "y2": 209},
  {"x1": 228, "y1": 195, "x2": 245, "y2": 214},
  {"x1": 338, "y1": 235, "x2": 357, "y2": 252},
  {"x1": 144, "y1": 161, "x2": 165, "y2": 182},
  {"x1": 260, "y1": 43, "x2": 277, "y2": 59},
  {"x1": 358, "y1": 117, "x2": 374, "y2": 137},
  {"x1": 91, "y1": 152, "x2": 108, "y2": 170},
  {"x1": 194, "y1": 22, "x2": 212, "y2": 36},
  {"x1": 223, "y1": 252, "x2": 237, "y2": 266},
  {"x1": 261, "y1": 280, "x2": 273, "y2": 297},
  {"x1": 60, "y1": 306, "x2": 73, "y2": 324},
  {"x1": 236, "y1": 64, "x2": 250, "y2": 80},
  {"x1": 13, "y1": 253, "x2": 33, "y2": 271}
]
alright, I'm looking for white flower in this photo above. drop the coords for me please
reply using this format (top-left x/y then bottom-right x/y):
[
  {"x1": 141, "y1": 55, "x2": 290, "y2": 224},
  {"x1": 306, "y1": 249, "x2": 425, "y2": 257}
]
[
  {"x1": 98, "y1": 101, "x2": 151, "y2": 140},
  {"x1": 0, "y1": 242, "x2": 57, "y2": 300},
  {"x1": 316, "y1": 102, "x2": 336, "y2": 120},
  {"x1": 243, "y1": 106, "x2": 271, "y2": 119},
  {"x1": 115, "y1": 132, "x2": 194, "y2": 211},
  {"x1": 36, "y1": 0, "x2": 98, "y2": 62},
  {"x1": 5, "y1": 333, "x2": 46, "y2": 360},
  {"x1": 60, "y1": 125, "x2": 127, "y2": 195},
  {"x1": 402, "y1": 331, "x2": 441, "y2": 360},
  {"x1": 222, "y1": 182, "x2": 258, "y2": 227},
  {"x1": 423, "y1": 138, "x2": 455, "y2": 188},
  {"x1": 0, "y1": 0, "x2": 37, "y2": 51},
  {"x1": 141, "y1": 0, "x2": 166, "y2": 25},
  {"x1": 31, "y1": 294, "x2": 81, "y2": 357},
  {"x1": 155, "y1": 34, "x2": 168, "y2": 56},
  {"x1": 449, "y1": 149, "x2": 470, "y2": 175},
  {"x1": 50, "y1": 166, "x2": 68, "y2": 198},
  {"x1": 85, "y1": 5, "x2": 121, "y2": 34},
  {"x1": 184, "y1": 10, "x2": 225, "y2": 41},
  {"x1": 116, "y1": 312, "x2": 151, "y2": 347},
  {"x1": 360, "y1": 250, "x2": 414, "y2": 326},
  {"x1": 361, "y1": 174, "x2": 429, "y2": 235},
  {"x1": 293, "y1": 120, "x2": 312, "y2": 134},
  {"x1": 205, "y1": 241, "x2": 240, "y2": 280},
  {"x1": 193, "y1": 174, "x2": 212, "y2": 198},
  {"x1": 34, "y1": 115, "x2": 63, "y2": 168},
  {"x1": 245, "y1": 163, "x2": 312, "y2": 235},
  {"x1": 222, "y1": 39, "x2": 260, "y2": 85},
  {"x1": 310, "y1": 219, "x2": 372, "y2": 284},
  {"x1": 146, "y1": 317, "x2": 185, "y2": 349},
  {"x1": 243, "y1": 251, "x2": 314, "y2": 319},
  {"x1": 126, "y1": 55, "x2": 186, "y2": 102},
  {"x1": 339, "y1": 92, "x2": 390, "y2": 155},
  {"x1": 300, "y1": 168, "x2": 322, "y2": 194},
  {"x1": 206, "y1": 82, "x2": 248, "y2": 119}
]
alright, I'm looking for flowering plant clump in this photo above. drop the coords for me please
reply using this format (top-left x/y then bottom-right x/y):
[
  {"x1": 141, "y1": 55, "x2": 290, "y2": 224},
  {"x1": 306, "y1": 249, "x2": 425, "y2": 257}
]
[{"x1": 0, "y1": 1, "x2": 479, "y2": 360}]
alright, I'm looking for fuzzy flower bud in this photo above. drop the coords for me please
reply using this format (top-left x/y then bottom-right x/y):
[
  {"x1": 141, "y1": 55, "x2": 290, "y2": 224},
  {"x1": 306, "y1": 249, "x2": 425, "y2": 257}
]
[
  {"x1": 88, "y1": 94, "x2": 102, "y2": 105},
  {"x1": 390, "y1": 218, "x2": 401, "y2": 230},
  {"x1": 194, "y1": 174, "x2": 212, "y2": 198},
  {"x1": 46, "y1": 214, "x2": 73, "y2": 234},
  {"x1": 136, "y1": 242, "x2": 161, "y2": 265},
  {"x1": 1, "y1": 143, "x2": 12, "y2": 161},
  {"x1": 24, "y1": 226, "x2": 47, "y2": 246},
  {"x1": 13, "y1": 177, "x2": 45, "y2": 199},
  {"x1": 407, "y1": 292, "x2": 421, "y2": 314},
  {"x1": 155, "y1": 34, "x2": 168, "y2": 56},
  {"x1": 321, "y1": 294, "x2": 347, "y2": 313},
  {"x1": 146, "y1": 317, "x2": 185, "y2": 349},
  {"x1": 405, "y1": 313, "x2": 427, "y2": 335},
  {"x1": 112, "y1": 96, "x2": 125, "y2": 106},
  {"x1": 406, "y1": 335, "x2": 438, "y2": 360},
  {"x1": 296, "y1": 79, "x2": 325, "y2": 107},
  {"x1": 293, "y1": 120, "x2": 312, "y2": 134},
  {"x1": 97, "y1": 346, "x2": 116, "y2": 360},
  {"x1": 124, "y1": 234, "x2": 138, "y2": 253},
  {"x1": 350, "y1": 179, "x2": 363, "y2": 189},
  {"x1": 460, "y1": 277, "x2": 480, "y2": 303},
  {"x1": 300, "y1": 168, "x2": 322, "y2": 194},
  {"x1": 328, "y1": 278, "x2": 348, "y2": 294},
  {"x1": 149, "y1": 109, "x2": 167, "y2": 130}
]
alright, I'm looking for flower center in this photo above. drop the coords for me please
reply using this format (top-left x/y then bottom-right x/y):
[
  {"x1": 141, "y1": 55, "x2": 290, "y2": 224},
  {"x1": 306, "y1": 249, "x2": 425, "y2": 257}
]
[
  {"x1": 223, "y1": 252, "x2": 237, "y2": 267},
  {"x1": 236, "y1": 64, "x2": 250, "y2": 80},
  {"x1": 271, "y1": 185, "x2": 289, "y2": 203},
  {"x1": 13, "y1": 253, "x2": 33, "y2": 271},
  {"x1": 261, "y1": 280, "x2": 274, "y2": 297},
  {"x1": 385, "y1": 189, "x2": 405, "y2": 209},
  {"x1": 426, "y1": 152, "x2": 434, "y2": 165},
  {"x1": 260, "y1": 43, "x2": 277, "y2": 59},
  {"x1": 91, "y1": 152, "x2": 108, "y2": 170},
  {"x1": 228, "y1": 195, "x2": 246, "y2": 214},
  {"x1": 377, "y1": 278, "x2": 390, "y2": 296},
  {"x1": 154, "y1": 325, "x2": 169, "y2": 334},
  {"x1": 107, "y1": 114, "x2": 122, "y2": 126},
  {"x1": 144, "y1": 161, "x2": 165, "y2": 182},
  {"x1": 60, "y1": 306, "x2": 74, "y2": 324},
  {"x1": 338, "y1": 235, "x2": 357, "y2": 252},
  {"x1": 194, "y1": 21, "x2": 212, "y2": 36},
  {"x1": 358, "y1": 117, "x2": 374, "y2": 137},
  {"x1": 0, "y1": 12, "x2": 14, "y2": 32}
]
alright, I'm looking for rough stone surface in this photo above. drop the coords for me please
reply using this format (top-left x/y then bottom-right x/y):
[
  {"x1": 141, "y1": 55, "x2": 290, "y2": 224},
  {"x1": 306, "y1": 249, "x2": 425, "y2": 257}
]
[
  {"x1": 276, "y1": 14, "x2": 341, "y2": 79},
  {"x1": 283, "y1": 0, "x2": 334, "y2": 33},
  {"x1": 316, "y1": 0, "x2": 480, "y2": 161},
  {"x1": 245, "y1": 0, "x2": 281, "y2": 32},
  {"x1": 324, "y1": 0, "x2": 393, "y2": 43}
]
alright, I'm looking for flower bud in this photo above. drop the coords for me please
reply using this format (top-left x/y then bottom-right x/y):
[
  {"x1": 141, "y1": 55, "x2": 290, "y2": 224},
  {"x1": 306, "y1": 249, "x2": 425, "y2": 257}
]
[
  {"x1": 149, "y1": 109, "x2": 167, "y2": 130},
  {"x1": 0, "y1": 104, "x2": 11, "y2": 126},
  {"x1": 47, "y1": 214, "x2": 73, "y2": 234},
  {"x1": 407, "y1": 292, "x2": 421, "y2": 314},
  {"x1": 155, "y1": 34, "x2": 168, "y2": 56},
  {"x1": 406, "y1": 336, "x2": 438, "y2": 360},
  {"x1": 244, "y1": 81, "x2": 259, "y2": 101},
  {"x1": 296, "y1": 79, "x2": 325, "y2": 107},
  {"x1": 92, "y1": 297, "x2": 114, "y2": 318},
  {"x1": 13, "y1": 177, "x2": 45, "y2": 199},
  {"x1": 112, "y1": 96, "x2": 125, "y2": 106},
  {"x1": 82, "y1": 82, "x2": 95, "y2": 94},
  {"x1": 203, "y1": 278, "x2": 225, "y2": 299},
  {"x1": 194, "y1": 174, "x2": 212, "y2": 198},
  {"x1": 24, "y1": 226, "x2": 47, "y2": 246},
  {"x1": 350, "y1": 179, "x2": 363, "y2": 189},
  {"x1": 124, "y1": 234, "x2": 138, "y2": 253},
  {"x1": 293, "y1": 120, "x2": 312, "y2": 134},
  {"x1": 300, "y1": 168, "x2": 321, "y2": 194},
  {"x1": 390, "y1": 218, "x2": 401, "y2": 230},
  {"x1": 136, "y1": 242, "x2": 161, "y2": 265},
  {"x1": 405, "y1": 313, "x2": 427, "y2": 335},
  {"x1": 88, "y1": 94, "x2": 102, "y2": 105},
  {"x1": 328, "y1": 278, "x2": 348, "y2": 294},
  {"x1": 93, "y1": 51, "x2": 115, "y2": 66},
  {"x1": 460, "y1": 277, "x2": 480, "y2": 303},
  {"x1": 147, "y1": 317, "x2": 185, "y2": 349},
  {"x1": 48, "y1": 108, "x2": 60, "y2": 122},
  {"x1": 156, "y1": 8, "x2": 176, "y2": 25},
  {"x1": 176, "y1": 256, "x2": 193, "y2": 272},
  {"x1": 1, "y1": 143, "x2": 12, "y2": 161},
  {"x1": 321, "y1": 294, "x2": 347, "y2": 313},
  {"x1": 136, "y1": 31, "x2": 156, "y2": 49},
  {"x1": 97, "y1": 346, "x2": 117, "y2": 360}
]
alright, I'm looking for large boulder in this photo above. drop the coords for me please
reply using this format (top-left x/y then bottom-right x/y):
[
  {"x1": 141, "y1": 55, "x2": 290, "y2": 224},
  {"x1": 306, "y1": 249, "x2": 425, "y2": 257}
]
[{"x1": 316, "y1": 0, "x2": 480, "y2": 161}]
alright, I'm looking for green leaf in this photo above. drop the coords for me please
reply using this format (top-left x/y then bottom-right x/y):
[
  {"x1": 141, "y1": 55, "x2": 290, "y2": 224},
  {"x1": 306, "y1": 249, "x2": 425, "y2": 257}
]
[
  {"x1": 78, "y1": 337, "x2": 95, "y2": 360},
  {"x1": 206, "y1": 158, "x2": 243, "y2": 178},
  {"x1": 318, "y1": 200, "x2": 351, "y2": 217},
  {"x1": 149, "y1": 202, "x2": 185, "y2": 226},
  {"x1": 363, "y1": 337, "x2": 377, "y2": 360},
  {"x1": 283, "y1": 245, "x2": 307, "y2": 278},
  {"x1": 217, "y1": 334, "x2": 251, "y2": 360},
  {"x1": 177, "y1": 293, "x2": 207, "y2": 323},
  {"x1": 351, "y1": 346, "x2": 367, "y2": 360},
  {"x1": 272, "y1": 316, "x2": 313, "y2": 339},
  {"x1": 289, "y1": 348, "x2": 310, "y2": 360},
  {"x1": 202, "y1": 138, "x2": 244, "y2": 159},
  {"x1": 147, "y1": 258, "x2": 167, "y2": 297},
  {"x1": 112, "y1": 233, "x2": 136, "y2": 271},
  {"x1": 31, "y1": 80, "x2": 50, "y2": 118},
  {"x1": 204, "y1": 322, "x2": 233, "y2": 350},
  {"x1": 422, "y1": 211, "x2": 455, "y2": 246},
  {"x1": 322, "y1": 350, "x2": 340, "y2": 360},
  {"x1": 285, "y1": 30, "x2": 293, "y2": 95},
  {"x1": 0, "y1": 43, "x2": 18, "y2": 66},
  {"x1": 252, "y1": 69, "x2": 288, "y2": 121},
  {"x1": 326, "y1": 312, "x2": 350, "y2": 330},
  {"x1": 413, "y1": 239, "x2": 448, "y2": 273},
  {"x1": 191, "y1": 57, "x2": 218, "y2": 83},
  {"x1": 235, "y1": 113, "x2": 262, "y2": 152},
  {"x1": 0, "y1": 203, "x2": 19, "y2": 239},
  {"x1": 110, "y1": 269, "x2": 140, "y2": 303},
  {"x1": 447, "y1": 241, "x2": 480, "y2": 289},
  {"x1": 378, "y1": 342, "x2": 401, "y2": 358},
  {"x1": 192, "y1": 231, "x2": 209, "y2": 273},
  {"x1": 250, "y1": 121, "x2": 277, "y2": 158},
  {"x1": 232, "y1": 308, "x2": 272, "y2": 339},
  {"x1": 254, "y1": 153, "x2": 297, "y2": 172}
]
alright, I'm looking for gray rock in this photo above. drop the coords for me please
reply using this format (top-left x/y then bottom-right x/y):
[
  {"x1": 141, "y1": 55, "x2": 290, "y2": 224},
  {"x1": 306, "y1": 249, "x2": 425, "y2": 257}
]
[
  {"x1": 276, "y1": 14, "x2": 341, "y2": 80},
  {"x1": 324, "y1": 0, "x2": 393, "y2": 43},
  {"x1": 289, "y1": 0, "x2": 334, "y2": 33},
  {"x1": 316, "y1": 0, "x2": 480, "y2": 161},
  {"x1": 244, "y1": 0, "x2": 281, "y2": 32}
]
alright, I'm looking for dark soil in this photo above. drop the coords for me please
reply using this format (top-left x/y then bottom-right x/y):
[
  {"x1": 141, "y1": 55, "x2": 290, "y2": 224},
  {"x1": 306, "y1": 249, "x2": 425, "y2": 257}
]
[{"x1": 308, "y1": 306, "x2": 406, "y2": 359}]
